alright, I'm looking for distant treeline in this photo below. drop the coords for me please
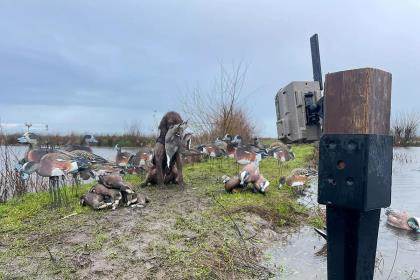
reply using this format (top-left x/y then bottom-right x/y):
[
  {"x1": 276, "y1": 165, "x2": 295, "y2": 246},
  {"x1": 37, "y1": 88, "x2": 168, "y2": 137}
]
[{"x1": 1, "y1": 132, "x2": 156, "y2": 148}]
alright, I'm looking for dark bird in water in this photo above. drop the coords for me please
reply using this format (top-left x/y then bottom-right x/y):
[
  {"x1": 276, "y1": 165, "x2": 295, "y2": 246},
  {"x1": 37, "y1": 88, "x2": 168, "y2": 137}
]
[{"x1": 63, "y1": 135, "x2": 98, "y2": 153}]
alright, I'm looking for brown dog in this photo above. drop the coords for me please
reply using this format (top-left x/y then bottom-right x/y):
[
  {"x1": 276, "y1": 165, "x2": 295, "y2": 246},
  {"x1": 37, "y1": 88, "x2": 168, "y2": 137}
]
[{"x1": 148, "y1": 111, "x2": 185, "y2": 188}]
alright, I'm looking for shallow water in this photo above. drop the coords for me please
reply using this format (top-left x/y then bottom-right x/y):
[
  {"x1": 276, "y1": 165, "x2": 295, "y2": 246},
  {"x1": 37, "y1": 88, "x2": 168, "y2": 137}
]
[{"x1": 264, "y1": 147, "x2": 420, "y2": 279}]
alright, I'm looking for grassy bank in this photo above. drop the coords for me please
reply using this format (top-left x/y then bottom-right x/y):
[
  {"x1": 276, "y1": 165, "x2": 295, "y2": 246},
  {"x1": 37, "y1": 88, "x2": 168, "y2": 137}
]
[{"x1": 0, "y1": 144, "x2": 321, "y2": 279}]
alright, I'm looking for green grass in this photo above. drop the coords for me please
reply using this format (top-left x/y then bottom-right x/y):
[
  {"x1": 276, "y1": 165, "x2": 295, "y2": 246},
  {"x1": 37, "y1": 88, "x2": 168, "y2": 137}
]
[{"x1": 0, "y1": 143, "x2": 320, "y2": 279}]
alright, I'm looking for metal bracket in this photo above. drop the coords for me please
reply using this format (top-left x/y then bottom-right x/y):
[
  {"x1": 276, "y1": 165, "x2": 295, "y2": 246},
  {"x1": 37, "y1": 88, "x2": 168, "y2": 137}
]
[{"x1": 318, "y1": 134, "x2": 393, "y2": 211}]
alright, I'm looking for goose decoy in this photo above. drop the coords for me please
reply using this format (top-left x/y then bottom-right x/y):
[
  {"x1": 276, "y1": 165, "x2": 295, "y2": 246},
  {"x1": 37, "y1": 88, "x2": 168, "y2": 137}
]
[
  {"x1": 80, "y1": 192, "x2": 113, "y2": 210},
  {"x1": 63, "y1": 135, "x2": 98, "y2": 152},
  {"x1": 90, "y1": 183, "x2": 122, "y2": 210}
]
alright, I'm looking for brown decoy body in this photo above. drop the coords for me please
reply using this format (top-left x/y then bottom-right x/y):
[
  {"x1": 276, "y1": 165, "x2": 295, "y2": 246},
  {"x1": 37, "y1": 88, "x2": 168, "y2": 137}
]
[{"x1": 115, "y1": 144, "x2": 134, "y2": 168}]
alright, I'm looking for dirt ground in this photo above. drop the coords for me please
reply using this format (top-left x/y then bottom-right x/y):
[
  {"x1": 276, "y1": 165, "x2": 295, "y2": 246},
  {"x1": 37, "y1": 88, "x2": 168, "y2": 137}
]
[{"x1": 0, "y1": 146, "x2": 318, "y2": 279}]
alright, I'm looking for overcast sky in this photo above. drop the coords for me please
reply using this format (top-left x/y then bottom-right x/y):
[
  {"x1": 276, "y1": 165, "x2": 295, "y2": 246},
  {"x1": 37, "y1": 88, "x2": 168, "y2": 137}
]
[{"x1": 0, "y1": 0, "x2": 419, "y2": 136}]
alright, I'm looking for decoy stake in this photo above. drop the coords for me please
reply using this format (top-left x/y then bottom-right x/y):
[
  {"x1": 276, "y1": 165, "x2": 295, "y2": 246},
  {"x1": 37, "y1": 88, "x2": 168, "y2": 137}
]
[{"x1": 318, "y1": 68, "x2": 393, "y2": 280}]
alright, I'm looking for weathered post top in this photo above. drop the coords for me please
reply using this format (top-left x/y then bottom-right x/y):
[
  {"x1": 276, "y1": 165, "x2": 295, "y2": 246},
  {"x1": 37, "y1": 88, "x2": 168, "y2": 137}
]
[
  {"x1": 318, "y1": 67, "x2": 393, "y2": 279},
  {"x1": 323, "y1": 68, "x2": 392, "y2": 135}
]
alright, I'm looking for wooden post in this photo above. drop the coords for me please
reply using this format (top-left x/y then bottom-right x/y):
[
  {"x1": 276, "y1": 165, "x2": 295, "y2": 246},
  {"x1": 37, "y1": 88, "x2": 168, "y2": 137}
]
[{"x1": 320, "y1": 68, "x2": 392, "y2": 280}]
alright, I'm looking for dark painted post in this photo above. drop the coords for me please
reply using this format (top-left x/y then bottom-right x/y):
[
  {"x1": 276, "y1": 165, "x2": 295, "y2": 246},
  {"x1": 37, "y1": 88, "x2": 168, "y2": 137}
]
[{"x1": 318, "y1": 68, "x2": 393, "y2": 279}]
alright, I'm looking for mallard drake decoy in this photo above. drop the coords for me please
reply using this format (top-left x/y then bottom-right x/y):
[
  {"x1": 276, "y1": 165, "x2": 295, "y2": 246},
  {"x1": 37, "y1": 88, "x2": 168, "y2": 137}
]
[
  {"x1": 63, "y1": 135, "x2": 98, "y2": 152},
  {"x1": 80, "y1": 192, "x2": 113, "y2": 210}
]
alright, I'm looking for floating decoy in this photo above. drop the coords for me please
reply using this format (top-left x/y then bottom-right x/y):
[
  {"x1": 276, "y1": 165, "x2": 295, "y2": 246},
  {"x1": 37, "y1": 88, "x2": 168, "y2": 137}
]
[
  {"x1": 63, "y1": 135, "x2": 98, "y2": 152},
  {"x1": 385, "y1": 209, "x2": 420, "y2": 233}
]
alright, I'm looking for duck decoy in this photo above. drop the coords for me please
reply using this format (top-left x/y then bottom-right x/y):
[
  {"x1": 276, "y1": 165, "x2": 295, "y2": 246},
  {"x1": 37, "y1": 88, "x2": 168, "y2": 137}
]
[
  {"x1": 63, "y1": 135, "x2": 98, "y2": 152},
  {"x1": 222, "y1": 175, "x2": 242, "y2": 193},
  {"x1": 385, "y1": 209, "x2": 420, "y2": 233},
  {"x1": 278, "y1": 168, "x2": 317, "y2": 188},
  {"x1": 115, "y1": 144, "x2": 134, "y2": 168},
  {"x1": 238, "y1": 161, "x2": 269, "y2": 193},
  {"x1": 21, "y1": 152, "x2": 91, "y2": 206},
  {"x1": 17, "y1": 132, "x2": 52, "y2": 163}
]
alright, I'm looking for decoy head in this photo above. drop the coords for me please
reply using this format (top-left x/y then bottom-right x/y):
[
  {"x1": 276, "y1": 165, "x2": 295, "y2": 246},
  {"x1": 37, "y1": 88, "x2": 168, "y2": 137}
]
[
  {"x1": 83, "y1": 135, "x2": 98, "y2": 144},
  {"x1": 278, "y1": 176, "x2": 287, "y2": 188},
  {"x1": 258, "y1": 178, "x2": 270, "y2": 193},
  {"x1": 222, "y1": 134, "x2": 232, "y2": 142},
  {"x1": 407, "y1": 217, "x2": 420, "y2": 233},
  {"x1": 17, "y1": 132, "x2": 39, "y2": 145},
  {"x1": 232, "y1": 135, "x2": 242, "y2": 145}
]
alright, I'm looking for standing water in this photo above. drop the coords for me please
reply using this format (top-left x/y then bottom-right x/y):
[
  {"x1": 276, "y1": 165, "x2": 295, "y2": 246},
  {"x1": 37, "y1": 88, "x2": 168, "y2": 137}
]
[{"x1": 264, "y1": 147, "x2": 420, "y2": 279}]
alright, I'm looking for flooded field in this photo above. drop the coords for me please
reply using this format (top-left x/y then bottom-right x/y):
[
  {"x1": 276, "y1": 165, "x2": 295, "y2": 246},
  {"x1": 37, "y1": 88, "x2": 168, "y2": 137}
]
[
  {"x1": 264, "y1": 147, "x2": 420, "y2": 279},
  {"x1": 1, "y1": 145, "x2": 419, "y2": 279}
]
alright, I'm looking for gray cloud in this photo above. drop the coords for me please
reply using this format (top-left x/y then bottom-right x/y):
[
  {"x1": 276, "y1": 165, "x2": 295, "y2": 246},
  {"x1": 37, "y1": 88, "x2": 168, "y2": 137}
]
[{"x1": 0, "y1": 0, "x2": 419, "y2": 136}]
